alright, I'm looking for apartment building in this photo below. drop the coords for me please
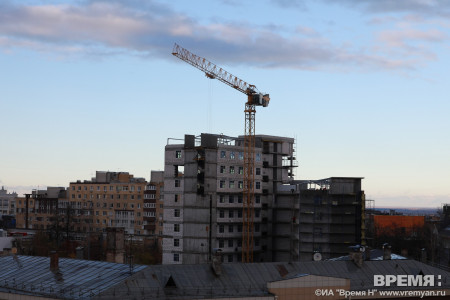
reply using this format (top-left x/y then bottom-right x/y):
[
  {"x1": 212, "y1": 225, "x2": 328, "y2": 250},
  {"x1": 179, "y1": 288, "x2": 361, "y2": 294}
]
[
  {"x1": 67, "y1": 171, "x2": 147, "y2": 234},
  {"x1": 16, "y1": 187, "x2": 67, "y2": 230},
  {"x1": 16, "y1": 172, "x2": 147, "y2": 235},
  {"x1": 162, "y1": 133, "x2": 296, "y2": 264},
  {"x1": 0, "y1": 186, "x2": 17, "y2": 216},
  {"x1": 143, "y1": 171, "x2": 164, "y2": 240}
]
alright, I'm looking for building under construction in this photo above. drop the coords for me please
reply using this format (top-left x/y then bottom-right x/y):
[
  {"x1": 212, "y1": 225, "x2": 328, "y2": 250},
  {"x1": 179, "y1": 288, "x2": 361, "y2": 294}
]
[
  {"x1": 162, "y1": 133, "x2": 365, "y2": 264},
  {"x1": 163, "y1": 133, "x2": 296, "y2": 264},
  {"x1": 276, "y1": 177, "x2": 365, "y2": 261}
]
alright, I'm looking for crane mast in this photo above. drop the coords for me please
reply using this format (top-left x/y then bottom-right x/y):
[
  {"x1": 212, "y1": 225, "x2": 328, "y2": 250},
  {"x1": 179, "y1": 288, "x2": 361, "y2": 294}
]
[{"x1": 172, "y1": 43, "x2": 269, "y2": 262}]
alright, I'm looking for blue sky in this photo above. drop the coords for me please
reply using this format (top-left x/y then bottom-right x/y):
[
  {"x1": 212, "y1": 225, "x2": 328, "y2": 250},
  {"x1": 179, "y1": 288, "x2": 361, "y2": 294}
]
[{"x1": 0, "y1": 0, "x2": 449, "y2": 208}]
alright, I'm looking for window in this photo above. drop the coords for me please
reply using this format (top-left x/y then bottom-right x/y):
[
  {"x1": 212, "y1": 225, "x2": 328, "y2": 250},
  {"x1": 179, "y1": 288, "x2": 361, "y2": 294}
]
[
  {"x1": 103, "y1": 186, "x2": 107, "y2": 192},
  {"x1": 238, "y1": 195, "x2": 243, "y2": 203},
  {"x1": 175, "y1": 179, "x2": 180, "y2": 187},
  {"x1": 219, "y1": 240, "x2": 224, "y2": 248},
  {"x1": 230, "y1": 166, "x2": 235, "y2": 174},
  {"x1": 228, "y1": 240, "x2": 233, "y2": 247},
  {"x1": 255, "y1": 224, "x2": 260, "y2": 232},
  {"x1": 174, "y1": 209, "x2": 180, "y2": 217},
  {"x1": 173, "y1": 253, "x2": 179, "y2": 262},
  {"x1": 97, "y1": 186, "x2": 100, "y2": 191},
  {"x1": 228, "y1": 225, "x2": 234, "y2": 233},
  {"x1": 228, "y1": 254, "x2": 233, "y2": 262},
  {"x1": 219, "y1": 180, "x2": 225, "y2": 188},
  {"x1": 256, "y1": 153, "x2": 261, "y2": 161},
  {"x1": 229, "y1": 210, "x2": 234, "y2": 218},
  {"x1": 255, "y1": 238, "x2": 260, "y2": 246},
  {"x1": 229, "y1": 181, "x2": 235, "y2": 188},
  {"x1": 255, "y1": 210, "x2": 260, "y2": 218},
  {"x1": 256, "y1": 182, "x2": 261, "y2": 189},
  {"x1": 238, "y1": 152, "x2": 244, "y2": 160},
  {"x1": 255, "y1": 195, "x2": 260, "y2": 203},
  {"x1": 220, "y1": 150, "x2": 226, "y2": 158},
  {"x1": 174, "y1": 239, "x2": 180, "y2": 247},
  {"x1": 220, "y1": 166, "x2": 226, "y2": 173},
  {"x1": 228, "y1": 195, "x2": 234, "y2": 203},
  {"x1": 237, "y1": 239, "x2": 242, "y2": 247},
  {"x1": 219, "y1": 225, "x2": 224, "y2": 233},
  {"x1": 238, "y1": 181, "x2": 243, "y2": 189},
  {"x1": 238, "y1": 210, "x2": 242, "y2": 218},
  {"x1": 314, "y1": 227, "x2": 323, "y2": 237},
  {"x1": 238, "y1": 167, "x2": 243, "y2": 175},
  {"x1": 219, "y1": 210, "x2": 224, "y2": 218},
  {"x1": 219, "y1": 195, "x2": 225, "y2": 203},
  {"x1": 110, "y1": 186, "x2": 114, "y2": 191},
  {"x1": 174, "y1": 224, "x2": 180, "y2": 232},
  {"x1": 175, "y1": 194, "x2": 179, "y2": 202},
  {"x1": 175, "y1": 150, "x2": 182, "y2": 158},
  {"x1": 230, "y1": 151, "x2": 235, "y2": 159},
  {"x1": 256, "y1": 168, "x2": 261, "y2": 175}
]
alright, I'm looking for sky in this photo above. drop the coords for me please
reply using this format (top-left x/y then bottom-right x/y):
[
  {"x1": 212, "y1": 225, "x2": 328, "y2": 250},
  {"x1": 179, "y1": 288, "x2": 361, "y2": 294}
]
[{"x1": 0, "y1": 0, "x2": 449, "y2": 208}]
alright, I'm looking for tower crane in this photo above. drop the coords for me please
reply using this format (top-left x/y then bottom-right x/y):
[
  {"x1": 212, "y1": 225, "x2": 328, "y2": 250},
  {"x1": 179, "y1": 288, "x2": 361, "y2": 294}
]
[{"x1": 172, "y1": 43, "x2": 270, "y2": 262}]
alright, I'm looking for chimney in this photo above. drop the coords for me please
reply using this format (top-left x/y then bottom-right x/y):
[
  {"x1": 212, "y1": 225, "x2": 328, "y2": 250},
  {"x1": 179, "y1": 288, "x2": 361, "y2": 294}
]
[
  {"x1": 349, "y1": 245, "x2": 364, "y2": 267},
  {"x1": 364, "y1": 246, "x2": 371, "y2": 261},
  {"x1": 76, "y1": 246, "x2": 84, "y2": 259},
  {"x1": 50, "y1": 251, "x2": 59, "y2": 271},
  {"x1": 420, "y1": 248, "x2": 427, "y2": 263},
  {"x1": 401, "y1": 248, "x2": 408, "y2": 258},
  {"x1": 211, "y1": 248, "x2": 222, "y2": 276},
  {"x1": 383, "y1": 243, "x2": 391, "y2": 260}
]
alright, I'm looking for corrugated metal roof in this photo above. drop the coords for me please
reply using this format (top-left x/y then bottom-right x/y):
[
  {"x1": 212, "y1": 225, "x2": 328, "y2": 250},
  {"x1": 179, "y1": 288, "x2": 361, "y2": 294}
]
[
  {"x1": 96, "y1": 259, "x2": 450, "y2": 299},
  {"x1": 0, "y1": 255, "x2": 146, "y2": 299},
  {"x1": 2, "y1": 256, "x2": 450, "y2": 299}
]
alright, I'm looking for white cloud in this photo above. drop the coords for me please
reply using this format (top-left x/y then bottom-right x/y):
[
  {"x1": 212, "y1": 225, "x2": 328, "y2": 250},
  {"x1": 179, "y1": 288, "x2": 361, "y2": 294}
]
[
  {"x1": 323, "y1": 0, "x2": 450, "y2": 17},
  {"x1": 0, "y1": 1, "x2": 444, "y2": 72}
]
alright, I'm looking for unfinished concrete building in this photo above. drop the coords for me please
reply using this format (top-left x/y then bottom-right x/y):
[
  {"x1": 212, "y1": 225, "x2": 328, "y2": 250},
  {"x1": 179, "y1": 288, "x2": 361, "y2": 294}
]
[
  {"x1": 275, "y1": 177, "x2": 365, "y2": 261},
  {"x1": 162, "y1": 133, "x2": 296, "y2": 264}
]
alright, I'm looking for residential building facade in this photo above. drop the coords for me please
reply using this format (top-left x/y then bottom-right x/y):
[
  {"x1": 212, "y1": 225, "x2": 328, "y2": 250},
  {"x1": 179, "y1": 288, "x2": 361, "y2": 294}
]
[
  {"x1": 0, "y1": 186, "x2": 17, "y2": 216},
  {"x1": 16, "y1": 172, "x2": 148, "y2": 235},
  {"x1": 143, "y1": 171, "x2": 164, "y2": 240},
  {"x1": 15, "y1": 187, "x2": 67, "y2": 231},
  {"x1": 67, "y1": 171, "x2": 147, "y2": 234}
]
